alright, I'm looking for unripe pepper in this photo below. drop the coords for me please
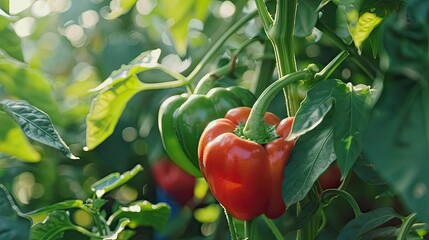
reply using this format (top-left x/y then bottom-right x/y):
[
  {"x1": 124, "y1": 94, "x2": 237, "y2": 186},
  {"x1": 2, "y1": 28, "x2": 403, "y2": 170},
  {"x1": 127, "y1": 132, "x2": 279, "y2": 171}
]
[
  {"x1": 198, "y1": 107, "x2": 295, "y2": 221},
  {"x1": 158, "y1": 87, "x2": 256, "y2": 177}
]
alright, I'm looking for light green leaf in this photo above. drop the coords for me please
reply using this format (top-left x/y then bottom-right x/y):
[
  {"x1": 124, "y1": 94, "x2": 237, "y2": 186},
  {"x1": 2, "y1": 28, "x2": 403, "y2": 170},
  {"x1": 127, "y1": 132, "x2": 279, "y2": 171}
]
[
  {"x1": 86, "y1": 49, "x2": 162, "y2": 150},
  {"x1": 349, "y1": 12, "x2": 382, "y2": 51},
  {"x1": 0, "y1": 25, "x2": 23, "y2": 60},
  {"x1": 0, "y1": 185, "x2": 32, "y2": 240},
  {"x1": 283, "y1": 112, "x2": 336, "y2": 205},
  {"x1": 86, "y1": 75, "x2": 145, "y2": 150},
  {"x1": 0, "y1": 112, "x2": 40, "y2": 162},
  {"x1": 0, "y1": 60, "x2": 60, "y2": 122},
  {"x1": 91, "y1": 164, "x2": 143, "y2": 198},
  {"x1": 0, "y1": 99, "x2": 78, "y2": 159},
  {"x1": 337, "y1": 208, "x2": 400, "y2": 240},
  {"x1": 333, "y1": 83, "x2": 371, "y2": 176},
  {"x1": 0, "y1": 0, "x2": 9, "y2": 15},
  {"x1": 288, "y1": 79, "x2": 341, "y2": 140},
  {"x1": 108, "y1": 201, "x2": 170, "y2": 231},
  {"x1": 159, "y1": 0, "x2": 211, "y2": 55},
  {"x1": 26, "y1": 200, "x2": 84, "y2": 224},
  {"x1": 105, "y1": 0, "x2": 138, "y2": 20},
  {"x1": 31, "y1": 211, "x2": 74, "y2": 240}
]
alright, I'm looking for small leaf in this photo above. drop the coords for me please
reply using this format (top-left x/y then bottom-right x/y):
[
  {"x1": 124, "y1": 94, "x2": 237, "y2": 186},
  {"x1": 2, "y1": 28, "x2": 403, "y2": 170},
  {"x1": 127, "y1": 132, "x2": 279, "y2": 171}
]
[
  {"x1": 288, "y1": 79, "x2": 341, "y2": 140},
  {"x1": 0, "y1": 112, "x2": 40, "y2": 162},
  {"x1": 91, "y1": 164, "x2": 143, "y2": 198},
  {"x1": 105, "y1": 0, "x2": 138, "y2": 20},
  {"x1": 0, "y1": 185, "x2": 32, "y2": 240},
  {"x1": 0, "y1": 0, "x2": 9, "y2": 15},
  {"x1": 26, "y1": 200, "x2": 84, "y2": 224},
  {"x1": 108, "y1": 201, "x2": 170, "y2": 231},
  {"x1": 0, "y1": 25, "x2": 23, "y2": 60},
  {"x1": 31, "y1": 211, "x2": 74, "y2": 240},
  {"x1": 332, "y1": 83, "x2": 371, "y2": 176},
  {"x1": 0, "y1": 99, "x2": 78, "y2": 159},
  {"x1": 295, "y1": 0, "x2": 322, "y2": 37},
  {"x1": 283, "y1": 112, "x2": 336, "y2": 205},
  {"x1": 349, "y1": 12, "x2": 383, "y2": 51},
  {"x1": 103, "y1": 218, "x2": 130, "y2": 240},
  {"x1": 337, "y1": 208, "x2": 400, "y2": 240}
]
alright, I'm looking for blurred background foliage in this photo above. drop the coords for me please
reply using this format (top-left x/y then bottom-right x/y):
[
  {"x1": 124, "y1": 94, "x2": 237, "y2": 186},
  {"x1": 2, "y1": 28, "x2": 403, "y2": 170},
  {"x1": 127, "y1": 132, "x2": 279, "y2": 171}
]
[{"x1": 0, "y1": 0, "x2": 401, "y2": 239}]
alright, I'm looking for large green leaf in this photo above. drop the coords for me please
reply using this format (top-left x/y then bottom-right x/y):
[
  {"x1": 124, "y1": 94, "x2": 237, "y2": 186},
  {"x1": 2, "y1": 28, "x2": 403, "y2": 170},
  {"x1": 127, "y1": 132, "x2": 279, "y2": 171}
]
[
  {"x1": 288, "y1": 79, "x2": 341, "y2": 140},
  {"x1": 333, "y1": 83, "x2": 371, "y2": 176},
  {"x1": 0, "y1": 112, "x2": 40, "y2": 162},
  {"x1": 0, "y1": 185, "x2": 31, "y2": 240},
  {"x1": 0, "y1": 100, "x2": 78, "y2": 159},
  {"x1": 158, "y1": 0, "x2": 211, "y2": 55},
  {"x1": 337, "y1": 208, "x2": 400, "y2": 240},
  {"x1": 364, "y1": 0, "x2": 429, "y2": 225},
  {"x1": 0, "y1": 60, "x2": 59, "y2": 121},
  {"x1": 283, "y1": 112, "x2": 336, "y2": 205},
  {"x1": 91, "y1": 164, "x2": 143, "y2": 198},
  {"x1": 107, "y1": 201, "x2": 170, "y2": 231},
  {"x1": 105, "y1": 0, "x2": 138, "y2": 19},
  {"x1": 86, "y1": 49, "x2": 161, "y2": 150},
  {"x1": 295, "y1": 0, "x2": 322, "y2": 37}
]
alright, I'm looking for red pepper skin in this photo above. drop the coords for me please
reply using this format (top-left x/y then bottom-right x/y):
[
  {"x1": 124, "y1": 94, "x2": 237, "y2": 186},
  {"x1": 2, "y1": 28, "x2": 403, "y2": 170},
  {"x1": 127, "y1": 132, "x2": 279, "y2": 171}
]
[
  {"x1": 318, "y1": 163, "x2": 342, "y2": 190},
  {"x1": 198, "y1": 107, "x2": 295, "y2": 220},
  {"x1": 151, "y1": 159, "x2": 196, "y2": 206}
]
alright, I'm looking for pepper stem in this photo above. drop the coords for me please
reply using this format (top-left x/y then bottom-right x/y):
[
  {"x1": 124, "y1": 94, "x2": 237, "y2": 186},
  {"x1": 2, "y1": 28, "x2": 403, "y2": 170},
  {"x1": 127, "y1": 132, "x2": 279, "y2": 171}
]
[{"x1": 242, "y1": 65, "x2": 318, "y2": 143}]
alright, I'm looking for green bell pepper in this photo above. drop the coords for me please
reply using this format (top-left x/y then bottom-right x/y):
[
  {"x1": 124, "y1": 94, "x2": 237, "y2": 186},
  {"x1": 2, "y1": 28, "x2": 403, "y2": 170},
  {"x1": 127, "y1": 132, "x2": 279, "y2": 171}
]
[{"x1": 158, "y1": 86, "x2": 256, "y2": 177}]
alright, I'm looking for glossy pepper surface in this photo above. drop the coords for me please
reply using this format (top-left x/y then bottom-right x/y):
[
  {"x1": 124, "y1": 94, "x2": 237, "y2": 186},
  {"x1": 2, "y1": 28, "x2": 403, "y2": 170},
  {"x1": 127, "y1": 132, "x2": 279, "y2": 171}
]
[
  {"x1": 198, "y1": 107, "x2": 295, "y2": 221},
  {"x1": 158, "y1": 87, "x2": 256, "y2": 177}
]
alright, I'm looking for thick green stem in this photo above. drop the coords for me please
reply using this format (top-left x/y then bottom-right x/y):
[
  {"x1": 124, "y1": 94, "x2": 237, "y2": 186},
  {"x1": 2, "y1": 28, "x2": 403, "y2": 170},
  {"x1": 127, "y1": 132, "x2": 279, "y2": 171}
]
[
  {"x1": 251, "y1": 42, "x2": 276, "y2": 97},
  {"x1": 187, "y1": 11, "x2": 258, "y2": 82},
  {"x1": 397, "y1": 213, "x2": 418, "y2": 240},
  {"x1": 242, "y1": 65, "x2": 318, "y2": 142},
  {"x1": 314, "y1": 50, "x2": 349, "y2": 82},
  {"x1": 263, "y1": 216, "x2": 285, "y2": 240}
]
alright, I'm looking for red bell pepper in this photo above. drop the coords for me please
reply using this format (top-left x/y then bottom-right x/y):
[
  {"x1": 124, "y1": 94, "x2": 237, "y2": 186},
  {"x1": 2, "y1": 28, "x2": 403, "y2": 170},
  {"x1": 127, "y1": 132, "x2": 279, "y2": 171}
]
[{"x1": 198, "y1": 107, "x2": 295, "y2": 221}]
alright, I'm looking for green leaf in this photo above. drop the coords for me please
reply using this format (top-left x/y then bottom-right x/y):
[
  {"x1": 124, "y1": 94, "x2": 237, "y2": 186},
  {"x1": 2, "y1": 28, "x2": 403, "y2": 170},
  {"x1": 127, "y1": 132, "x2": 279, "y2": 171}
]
[
  {"x1": 108, "y1": 201, "x2": 170, "y2": 231},
  {"x1": 283, "y1": 112, "x2": 336, "y2": 205},
  {"x1": 316, "y1": 0, "x2": 332, "y2": 12},
  {"x1": 0, "y1": 25, "x2": 23, "y2": 60},
  {"x1": 332, "y1": 83, "x2": 371, "y2": 176},
  {"x1": 158, "y1": 0, "x2": 211, "y2": 55},
  {"x1": 0, "y1": 112, "x2": 41, "y2": 162},
  {"x1": 26, "y1": 200, "x2": 84, "y2": 224},
  {"x1": 0, "y1": 0, "x2": 9, "y2": 14},
  {"x1": 362, "y1": 227, "x2": 399, "y2": 239},
  {"x1": 104, "y1": 219, "x2": 131, "y2": 240},
  {"x1": 316, "y1": 228, "x2": 338, "y2": 240},
  {"x1": 0, "y1": 99, "x2": 78, "y2": 159},
  {"x1": 86, "y1": 49, "x2": 161, "y2": 150},
  {"x1": 349, "y1": 12, "x2": 382, "y2": 51},
  {"x1": 0, "y1": 185, "x2": 32, "y2": 240},
  {"x1": 105, "y1": 0, "x2": 138, "y2": 20},
  {"x1": 288, "y1": 79, "x2": 341, "y2": 140},
  {"x1": 352, "y1": 155, "x2": 385, "y2": 185},
  {"x1": 337, "y1": 208, "x2": 399, "y2": 240},
  {"x1": 364, "y1": 0, "x2": 429, "y2": 225},
  {"x1": 31, "y1": 211, "x2": 75, "y2": 240},
  {"x1": 0, "y1": 60, "x2": 60, "y2": 122},
  {"x1": 295, "y1": 0, "x2": 321, "y2": 37},
  {"x1": 91, "y1": 164, "x2": 143, "y2": 198}
]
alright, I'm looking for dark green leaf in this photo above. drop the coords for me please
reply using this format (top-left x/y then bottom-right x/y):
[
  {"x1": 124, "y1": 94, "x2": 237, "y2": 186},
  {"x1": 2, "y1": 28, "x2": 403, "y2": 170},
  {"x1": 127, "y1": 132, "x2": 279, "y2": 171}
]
[
  {"x1": 353, "y1": 155, "x2": 385, "y2": 185},
  {"x1": 283, "y1": 112, "x2": 336, "y2": 205},
  {"x1": 0, "y1": 185, "x2": 31, "y2": 240},
  {"x1": 288, "y1": 79, "x2": 341, "y2": 140},
  {"x1": 337, "y1": 208, "x2": 399, "y2": 240},
  {"x1": 107, "y1": 201, "x2": 170, "y2": 231},
  {"x1": 316, "y1": 0, "x2": 332, "y2": 12},
  {"x1": 362, "y1": 226, "x2": 399, "y2": 239},
  {"x1": 316, "y1": 228, "x2": 338, "y2": 240},
  {"x1": 105, "y1": 0, "x2": 138, "y2": 19},
  {"x1": 31, "y1": 211, "x2": 74, "y2": 240},
  {"x1": 332, "y1": 83, "x2": 371, "y2": 176},
  {"x1": 287, "y1": 201, "x2": 321, "y2": 232},
  {"x1": 91, "y1": 164, "x2": 143, "y2": 198},
  {"x1": 364, "y1": 0, "x2": 429, "y2": 225},
  {"x1": 0, "y1": 25, "x2": 23, "y2": 60},
  {"x1": 0, "y1": 100, "x2": 78, "y2": 159},
  {"x1": 295, "y1": 0, "x2": 321, "y2": 37}
]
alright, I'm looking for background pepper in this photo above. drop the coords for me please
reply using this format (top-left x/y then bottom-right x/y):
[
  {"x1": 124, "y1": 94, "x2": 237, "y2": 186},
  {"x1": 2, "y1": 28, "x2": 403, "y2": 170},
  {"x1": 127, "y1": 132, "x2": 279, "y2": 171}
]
[
  {"x1": 158, "y1": 87, "x2": 256, "y2": 177},
  {"x1": 198, "y1": 107, "x2": 295, "y2": 220}
]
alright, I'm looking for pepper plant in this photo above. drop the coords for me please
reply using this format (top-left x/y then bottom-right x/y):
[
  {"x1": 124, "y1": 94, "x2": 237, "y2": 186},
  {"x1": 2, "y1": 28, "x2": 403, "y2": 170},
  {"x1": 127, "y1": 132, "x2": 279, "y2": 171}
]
[{"x1": 0, "y1": 0, "x2": 428, "y2": 239}]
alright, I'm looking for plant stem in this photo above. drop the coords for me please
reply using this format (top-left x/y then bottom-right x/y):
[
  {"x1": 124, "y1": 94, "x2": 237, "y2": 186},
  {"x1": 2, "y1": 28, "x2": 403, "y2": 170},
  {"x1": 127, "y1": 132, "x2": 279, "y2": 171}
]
[
  {"x1": 223, "y1": 205, "x2": 238, "y2": 240},
  {"x1": 314, "y1": 50, "x2": 350, "y2": 82},
  {"x1": 187, "y1": 11, "x2": 258, "y2": 82},
  {"x1": 242, "y1": 65, "x2": 318, "y2": 142},
  {"x1": 321, "y1": 189, "x2": 362, "y2": 217},
  {"x1": 251, "y1": 42, "x2": 276, "y2": 97},
  {"x1": 263, "y1": 216, "x2": 285, "y2": 240},
  {"x1": 244, "y1": 220, "x2": 254, "y2": 240},
  {"x1": 397, "y1": 212, "x2": 418, "y2": 240}
]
